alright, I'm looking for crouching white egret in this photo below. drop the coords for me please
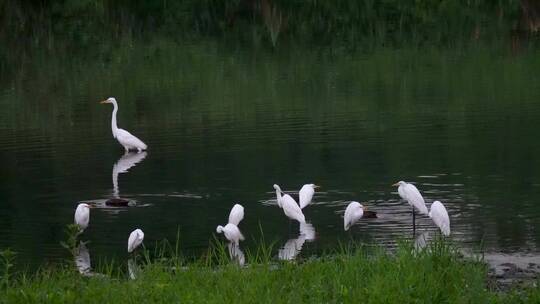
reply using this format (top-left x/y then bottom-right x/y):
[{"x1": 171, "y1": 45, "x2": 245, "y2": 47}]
[
  {"x1": 74, "y1": 203, "x2": 91, "y2": 232},
  {"x1": 393, "y1": 181, "x2": 428, "y2": 233},
  {"x1": 429, "y1": 201, "x2": 451, "y2": 236},
  {"x1": 343, "y1": 201, "x2": 365, "y2": 231},
  {"x1": 273, "y1": 185, "x2": 306, "y2": 224},
  {"x1": 216, "y1": 204, "x2": 245, "y2": 245},
  {"x1": 299, "y1": 184, "x2": 320, "y2": 209},
  {"x1": 128, "y1": 229, "x2": 145, "y2": 253},
  {"x1": 100, "y1": 97, "x2": 147, "y2": 153}
]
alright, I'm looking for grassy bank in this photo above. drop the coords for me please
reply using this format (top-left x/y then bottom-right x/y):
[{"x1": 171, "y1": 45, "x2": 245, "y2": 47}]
[{"x1": 1, "y1": 240, "x2": 539, "y2": 303}]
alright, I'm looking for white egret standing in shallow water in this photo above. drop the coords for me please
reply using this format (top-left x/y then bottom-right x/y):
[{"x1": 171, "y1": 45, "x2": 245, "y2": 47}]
[
  {"x1": 74, "y1": 203, "x2": 91, "y2": 232},
  {"x1": 299, "y1": 184, "x2": 319, "y2": 209},
  {"x1": 128, "y1": 229, "x2": 145, "y2": 253},
  {"x1": 274, "y1": 185, "x2": 306, "y2": 224},
  {"x1": 393, "y1": 181, "x2": 428, "y2": 233},
  {"x1": 100, "y1": 97, "x2": 147, "y2": 153},
  {"x1": 216, "y1": 204, "x2": 245, "y2": 245},
  {"x1": 343, "y1": 201, "x2": 365, "y2": 231},
  {"x1": 429, "y1": 201, "x2": 451, "y2": 236}
]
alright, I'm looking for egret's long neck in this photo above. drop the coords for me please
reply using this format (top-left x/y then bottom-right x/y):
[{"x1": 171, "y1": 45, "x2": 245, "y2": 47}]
[
  {"x1": 275, "y1": 189, "x2": 283, "y2": 207},
  {"x1": 111, "y1": 101, "x2": 119, "y2": 137}
]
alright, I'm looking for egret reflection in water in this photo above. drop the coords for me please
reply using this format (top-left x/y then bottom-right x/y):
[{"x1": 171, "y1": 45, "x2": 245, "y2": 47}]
[
  {"x1": 128, "y1": 258, "x2": 140, "y2": 280},
  {"x1": 278, "y1": 222, "x2": 315, "y2": 261},
  {"x1": 74, "y1": 242, "x2": 104, "y2": 277},
  {"x1": 227, "y1": 242, "x2": 245, "y2": 266},
  {"x1": 112, "y1": 152, "x2": 147, "y2": 198}
]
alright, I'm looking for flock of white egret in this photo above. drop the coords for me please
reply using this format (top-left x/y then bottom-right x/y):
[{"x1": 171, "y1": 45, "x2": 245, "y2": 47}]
[{"x1": 73, "y1": 97, "x2": 452, "y2": 259}]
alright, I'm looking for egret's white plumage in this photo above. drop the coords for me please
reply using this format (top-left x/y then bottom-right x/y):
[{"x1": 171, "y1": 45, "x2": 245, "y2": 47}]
[
  {"x1": 343, "y1": 201, "x2": 364, "y2": 231},
  {"x1": 74, "y1": 203, "x2": 91, "y2": 231},
  {"x1": 429, "y1": 201, "x2": 451, "y2": 236},
  {"x1": 217, "y1": 204, "x2": 245, "y2": 245},
  {"x1": 228, "y1": 204, "x2": 244, "y2": 226},
  {"x1": 128, "y1": 229, "x2": 145, "y2": 253},
  {"x1": 280, "y1": 193, "x2": 306, "y2": 223},
  {"x1": 273, "y1": 184, "x2": 283, "y2": 208},
  {"x1": 216, "y1": 223, "x2": 244, "y2": 245},
  {"x1": 100, "y1": 97, "x2": 147, "y2": 153},
  {"x1": 394, "y1": 181, "x2": 428, "y2": 215},
  {"x1": 299, "y1": 184, "x2": 318, "y2": 209}
]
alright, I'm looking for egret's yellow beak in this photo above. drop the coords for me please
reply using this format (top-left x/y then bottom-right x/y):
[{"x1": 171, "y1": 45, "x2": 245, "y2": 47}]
[
  {"x1": 392, "y1": 182, "x2": 399, "y2": 187},
  {"x1": 314, "y1": 185, "x2": 321, "y2": 189},
  {"x1": 99, "y1": 100, "x2": 107, "y2": 104}
]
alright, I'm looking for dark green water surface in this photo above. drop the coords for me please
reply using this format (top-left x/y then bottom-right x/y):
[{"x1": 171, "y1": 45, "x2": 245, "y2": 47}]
[{"x1": 1, "y1": 41, "x2": 540, "y2": 267}]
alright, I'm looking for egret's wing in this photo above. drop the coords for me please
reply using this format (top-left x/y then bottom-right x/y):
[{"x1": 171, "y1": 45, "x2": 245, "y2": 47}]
[
  {"x1": 344, "y1": 202, "x2": 363, "y2": 231},
  {"x1": 116, "y1": 128, "x2": 147, "y2": 150},
  {"x1": 225, "y1": 224, "x2": 244, "y2": 243},
  {"x1": 74, "y1": 205, "x2": 89, "y2": 228},
  {"x1": 405, "y1": 184, "x2": 428, "y2": 215},
  {"x1": 429, "y1": 201, "x2": 450, "y2": 236},
  {"x1": 128, "y1": 231, "x2": 137, "y2": 252},
  {"x1": 299, "y1": 185, "x2": 314, "y2": 209},
  {"x1": 282, "y1": 195, "x2": 306, "y2": 223},
  {"x1": 228, "y1": 204, "x2": 244, "y2": 225}
]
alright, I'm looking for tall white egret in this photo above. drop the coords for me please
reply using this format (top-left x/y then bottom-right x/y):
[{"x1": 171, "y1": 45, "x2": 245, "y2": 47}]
[
  {"x1": 216, "y1": 204, "x2": 245, "y2": 245},
  {"x1": 299, "y1": 184, "x2": 319, "y2": 209},
  {"x1": 343, "y1": 201, "x2": 365, "y2": 231},
  {"x1": 393, "y1": 181, "x2": 428, "y2": 233},
  {"x1": 273, "y1": 184, "x2": 283, "y2": 208},
  {"x1": 275, "y1": 186, "x2": 306, "y2": 223},
  {"x1": 100, "y1": 97, "x2": 147, "y2": 153},
  {"x1": 74, "y1": 203, "x2": 91, "y2": 231},
  {"x1": 429, "y1": 201, "x2": 451, "y2": 236},
  {"x1": 128, "y1": 229, "x2": 145, "y2": 253}
]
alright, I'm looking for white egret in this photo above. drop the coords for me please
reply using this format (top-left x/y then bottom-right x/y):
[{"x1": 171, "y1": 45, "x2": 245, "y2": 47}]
[
  {"x1": 273, "y1": 184, "x2": 283, "y2": 208},
  {"x1": 216, "y1": 224, "x2": 244, "y2": 245},
  {"x1": 228, "y1": 204, "x2": 244, "y2": 226},
  {"x1": 216, "y1": 204, "x2": 245, "y2": 245},
  {"x1": 393, "y1": 181, "x2": 428, "y2": 233},
  {"x1": 429, "y1": 201, "x2": 451, "y2": 236},
  {"x1": 343, "y1": 201, "x2": 365, "y2": 231},
  {"x1": 299, "y1": 184, "x2": 319, "y2": 209},
  {"x1": 74, "y1": 203, "x2": 91, "y2": 231},
  {"x1": 274, "y1": 186, "x2": 306, "y2": 224},
  {"x1": 128, "y1": 229, "x2": 145, "y2": 253},
  {"x1": 100, "y1": 97, "x2": 147, "y2": 153}
]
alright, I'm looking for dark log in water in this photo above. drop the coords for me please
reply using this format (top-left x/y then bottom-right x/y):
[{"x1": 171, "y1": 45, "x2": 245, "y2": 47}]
[
  {"x1": 105, "y1": 198, "x2": 130, "y2": 207},
  {"x1": 364, "y1": 211, "x2": 378, "y2": 219}
]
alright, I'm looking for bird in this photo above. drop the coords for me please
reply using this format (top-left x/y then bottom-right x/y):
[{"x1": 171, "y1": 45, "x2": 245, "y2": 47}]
[
  {"x1": 299, "y1": 184, "x2": 319, "y2": 209},
  {"x1": 274, "y1": 186, "x2": 306, "y2": 224},
  {"x1": 429, "y1": 201, "x2": 450, "y2": 236},
  {"x1": 128, "y1": 229, "x2": 145, "y2": 253},
  {"x1": 393, "y1": 181, "x2": 428, "y2": 233},
  {"x1": 343, "y1": 201, "x2": 365, "y2": 231},
  {"x1": 74, "y1": 203, "x2": 91, "y2": 231},
  {"x1": 216, "y1": 204, "x2": 245, "y2": 245},
  {"x1": 273, "y1": 184, "x2": 284, "y2": 208},
  {"x1": 100, "y1": 97, "x2": 147, "y2": 153}
]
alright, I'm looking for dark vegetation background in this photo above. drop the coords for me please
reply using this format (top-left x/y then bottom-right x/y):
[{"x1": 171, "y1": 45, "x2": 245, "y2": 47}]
[{"x1": 2, "y1": 0, "x2": 540, "y2": 50}]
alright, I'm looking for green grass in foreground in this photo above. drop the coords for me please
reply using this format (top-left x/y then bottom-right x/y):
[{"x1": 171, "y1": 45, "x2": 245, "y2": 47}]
[{"x1": 0, "y1": 238, "x2": 539, "y2": 303}]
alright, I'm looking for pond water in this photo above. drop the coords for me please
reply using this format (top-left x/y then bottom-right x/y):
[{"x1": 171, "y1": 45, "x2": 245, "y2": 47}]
[{"x1": 1, "y1": 41, "x2": 540, "y2": 268}]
